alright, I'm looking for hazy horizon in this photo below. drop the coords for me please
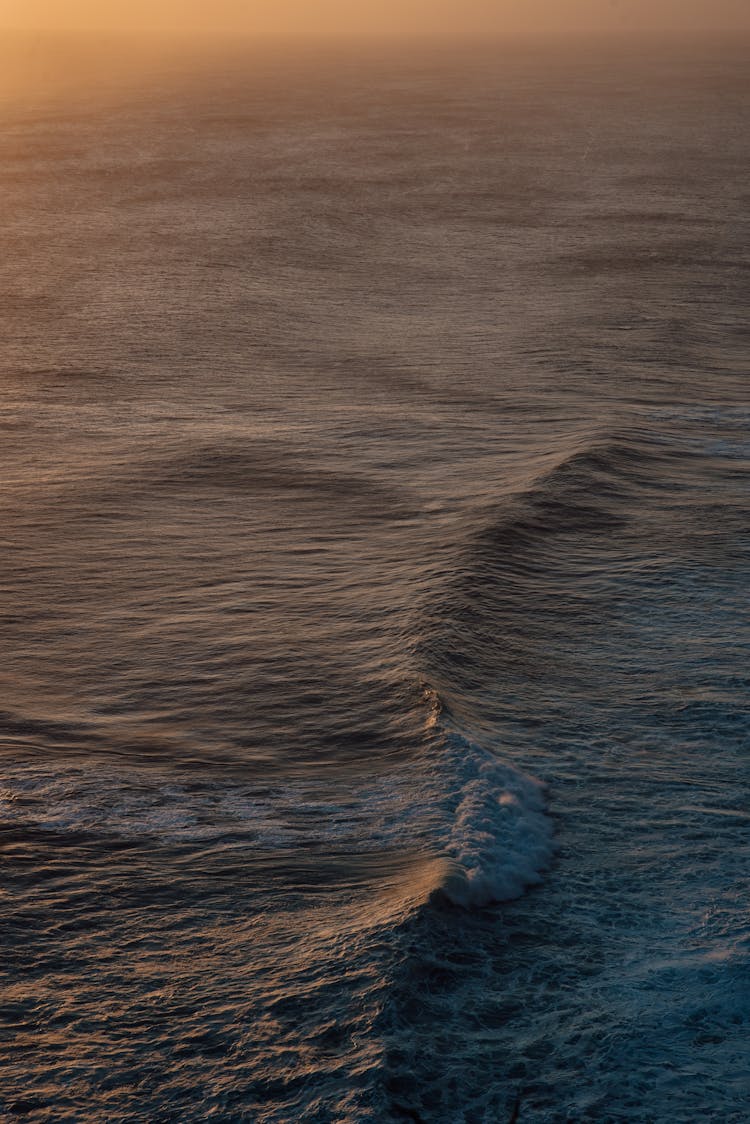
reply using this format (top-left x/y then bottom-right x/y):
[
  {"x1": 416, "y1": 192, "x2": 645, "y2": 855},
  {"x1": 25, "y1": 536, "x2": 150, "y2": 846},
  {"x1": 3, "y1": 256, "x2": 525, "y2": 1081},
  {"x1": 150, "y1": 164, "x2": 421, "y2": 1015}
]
[{"x1": 3, "y1": 0, "x2": 750, "y2": 38}]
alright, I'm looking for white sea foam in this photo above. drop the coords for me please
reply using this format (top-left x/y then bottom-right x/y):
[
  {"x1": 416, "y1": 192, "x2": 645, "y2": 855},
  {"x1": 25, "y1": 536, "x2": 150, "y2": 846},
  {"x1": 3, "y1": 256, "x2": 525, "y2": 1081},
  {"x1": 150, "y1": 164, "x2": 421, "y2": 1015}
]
[{"x1": 436, "y1": 732, "x2": 555, "y2": 906}]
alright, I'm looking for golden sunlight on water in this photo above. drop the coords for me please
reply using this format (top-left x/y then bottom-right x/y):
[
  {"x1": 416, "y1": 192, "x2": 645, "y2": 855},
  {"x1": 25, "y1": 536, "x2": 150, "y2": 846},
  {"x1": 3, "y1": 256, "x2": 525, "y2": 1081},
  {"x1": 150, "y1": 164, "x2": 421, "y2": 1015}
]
[{"x1": 0, "y1": 34, "x2": 173, "y2": 110}]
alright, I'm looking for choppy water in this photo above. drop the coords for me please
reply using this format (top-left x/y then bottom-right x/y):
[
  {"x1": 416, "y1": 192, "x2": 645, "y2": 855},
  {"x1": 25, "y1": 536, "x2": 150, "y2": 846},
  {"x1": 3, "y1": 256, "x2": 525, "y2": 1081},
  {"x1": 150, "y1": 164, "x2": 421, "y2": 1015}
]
[{"x1": 1, "y1": 39, "x2": 749, "y2": 1123}]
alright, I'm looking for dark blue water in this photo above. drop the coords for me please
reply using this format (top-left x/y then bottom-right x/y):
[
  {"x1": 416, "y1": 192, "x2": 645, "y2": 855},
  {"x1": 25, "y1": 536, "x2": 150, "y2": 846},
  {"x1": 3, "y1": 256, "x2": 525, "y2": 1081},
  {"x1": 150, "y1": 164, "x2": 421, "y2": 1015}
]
[{"x1": 1, "y1": 39, "x2": 748, "y2": 1122}]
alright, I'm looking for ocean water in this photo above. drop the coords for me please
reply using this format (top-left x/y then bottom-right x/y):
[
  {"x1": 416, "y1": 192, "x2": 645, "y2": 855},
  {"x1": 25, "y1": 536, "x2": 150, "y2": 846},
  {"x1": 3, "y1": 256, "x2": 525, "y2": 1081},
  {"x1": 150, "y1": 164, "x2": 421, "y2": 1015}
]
[{"x1": 1, "y1": 39, "x2": 749, "y2": 1123}]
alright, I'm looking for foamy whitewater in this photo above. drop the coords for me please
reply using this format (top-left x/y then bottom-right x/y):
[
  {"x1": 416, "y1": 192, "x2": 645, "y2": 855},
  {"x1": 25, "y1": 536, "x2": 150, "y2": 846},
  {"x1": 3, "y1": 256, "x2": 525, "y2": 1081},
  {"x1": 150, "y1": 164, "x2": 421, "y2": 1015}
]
[{"x1": 1, "y1": 39, "x2": 748, "y2": 1123}]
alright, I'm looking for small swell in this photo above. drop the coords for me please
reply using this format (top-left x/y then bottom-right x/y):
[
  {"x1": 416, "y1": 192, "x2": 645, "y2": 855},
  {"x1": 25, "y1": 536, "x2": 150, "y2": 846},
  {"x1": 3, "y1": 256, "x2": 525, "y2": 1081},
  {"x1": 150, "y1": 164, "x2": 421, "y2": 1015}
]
[{"x1": 475, "y1": 429, "x2": 676, "y2": 550}]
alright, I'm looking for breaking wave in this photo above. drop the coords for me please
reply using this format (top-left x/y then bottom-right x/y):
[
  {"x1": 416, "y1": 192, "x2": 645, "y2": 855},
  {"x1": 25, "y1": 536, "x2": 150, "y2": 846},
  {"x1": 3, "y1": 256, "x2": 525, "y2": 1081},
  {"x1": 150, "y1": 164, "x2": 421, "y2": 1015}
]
[{"x1": 0, "y1": 690, "x2": 554, "y2": 912}]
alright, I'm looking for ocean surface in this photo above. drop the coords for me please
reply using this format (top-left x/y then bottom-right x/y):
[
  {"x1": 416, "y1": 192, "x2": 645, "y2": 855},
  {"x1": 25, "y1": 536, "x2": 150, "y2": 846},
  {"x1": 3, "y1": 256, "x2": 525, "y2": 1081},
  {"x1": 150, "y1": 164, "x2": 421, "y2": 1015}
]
[{"x1": 1, "y1": 38, "x2": 748, "y2": 1122}]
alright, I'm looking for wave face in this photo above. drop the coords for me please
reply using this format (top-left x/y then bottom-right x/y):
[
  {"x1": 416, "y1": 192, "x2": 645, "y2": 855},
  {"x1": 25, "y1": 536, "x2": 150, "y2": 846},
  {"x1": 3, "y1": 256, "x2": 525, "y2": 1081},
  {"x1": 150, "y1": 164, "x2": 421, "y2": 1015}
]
[{"x1": 2, "y1": 40, "x2": 750, "y2": 1124}]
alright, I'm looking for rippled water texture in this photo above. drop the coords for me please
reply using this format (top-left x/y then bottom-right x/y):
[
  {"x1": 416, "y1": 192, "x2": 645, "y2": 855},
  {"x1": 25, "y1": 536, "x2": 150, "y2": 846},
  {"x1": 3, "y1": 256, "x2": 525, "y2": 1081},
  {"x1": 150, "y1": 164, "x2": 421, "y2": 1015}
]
[{"x1": 1, "y1": 39, "x2": 749, "y2": 1122}]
